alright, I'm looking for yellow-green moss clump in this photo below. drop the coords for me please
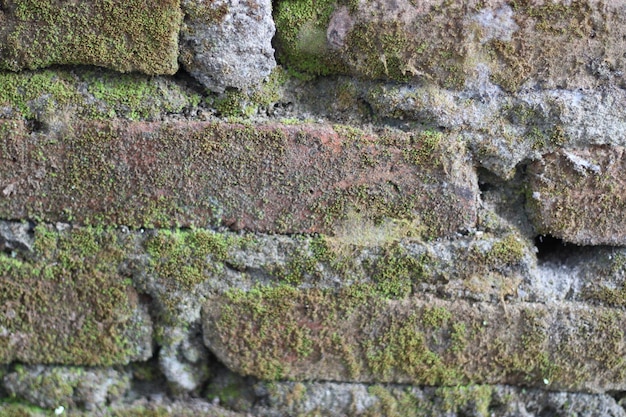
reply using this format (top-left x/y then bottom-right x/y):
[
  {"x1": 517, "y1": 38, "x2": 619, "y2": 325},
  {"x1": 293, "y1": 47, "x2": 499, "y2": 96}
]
[
  {"x1": 0, "y1": 0, "x2": 181, "y2": 74},
  {"x1": 141, "y1": 228, "x2": 248, "y2": 329},
  {"x1": 0, "y1": 225, "x2": 151, "y2": 366},
  {"x1": 0, "y1": 68, "x2": 201, "y2": 121},
  {"x1": 210, "y1": 67, "x2": 289, "y2": 117},
  {"x1": 364, "y1": 384, "x2": 493, "y2": 417}
]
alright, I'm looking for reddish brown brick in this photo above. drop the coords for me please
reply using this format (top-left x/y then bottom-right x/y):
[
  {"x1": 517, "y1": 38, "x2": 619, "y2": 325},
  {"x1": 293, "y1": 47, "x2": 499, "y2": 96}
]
[{"x1": 0, "y1": 120, "x2": 478, "y2": 236}]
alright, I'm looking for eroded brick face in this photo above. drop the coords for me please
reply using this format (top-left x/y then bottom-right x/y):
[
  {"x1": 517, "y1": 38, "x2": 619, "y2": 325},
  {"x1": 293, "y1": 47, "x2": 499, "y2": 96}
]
[
  {"x1": 0, "y1": 120, "x2": 478, "y2": 237},
  {"x1": 528, "y1": 146, "x2": 626, "y2": 245}
]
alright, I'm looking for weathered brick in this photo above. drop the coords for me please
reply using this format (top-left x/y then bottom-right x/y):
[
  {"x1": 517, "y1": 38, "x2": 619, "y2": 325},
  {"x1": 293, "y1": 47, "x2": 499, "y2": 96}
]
[
  {"x1": 0, "y1": 120, "x2": 477, "y2": 236},
  {"x1": 527, "y1": 146, "x2": 626, "y2": 245},
  {"x1": 0, "y1": 225, "x2": 152, "y2": 366},
  {"x1": 0, "y1": 0, "x2": 180, "y2": 74},
  {"x1": 203, "y1": 288, "x2": 626, "y2": 393},
  {"x1": 275, "y1": 0, "x2": 626, "y2": 91}
]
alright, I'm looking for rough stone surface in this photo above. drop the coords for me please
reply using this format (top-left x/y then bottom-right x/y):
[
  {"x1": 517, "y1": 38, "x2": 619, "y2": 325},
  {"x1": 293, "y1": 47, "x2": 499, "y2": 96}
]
[
  {"x1": 0, "y1": 399, "x2": 246, "y2": 416},
  {"x1": 281, "y1": 76, "x2": 626, "y2": 179},
  {"x1": 3, "y1": 1, "x2": 626, "y2": 415},
  {"x1": 254, "y1": 382, "x2": 626, "y2": 417},
  {"x1": 275, "y1": 0, "x2": 626, "y2": 91},
  {"x1": 0, "y1": 119, "x2": 478, "y2": 236},
  {"x1": 0, "y1": 224, "x2": 153, "y2": 366},
  {"x1": 158, "y1": 325, "x2": 212, "y2": 393},
  {"x1": 0, "y1": 220, "x2": 33, "y2": 252},
  {"x1": 203, "y1": 291, "x2": 626, "y2": 392},
  {"x1": 536, "y1": 244, "x2": 626, "y2": 310},
  {"x1": 527, "y1": 146, "x2": 626, "y2": 245},
  {"x1": 0, "y1": 0, "x2": 181, "y2": 74},
  {"x1": 3, "y1": 366, "x2": 131, "y2": 410},
  {"x1": 180, "y1": 0, "x2": 276, "y2": 92}
]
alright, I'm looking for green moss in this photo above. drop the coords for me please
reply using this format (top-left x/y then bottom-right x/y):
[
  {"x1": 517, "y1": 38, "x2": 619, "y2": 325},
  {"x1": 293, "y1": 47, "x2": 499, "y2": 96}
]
[
  {"x1": 0, "y1": 225, "x2": 143, "y2": 365},
  {"x1": 183, "y1": 1, "x2": 229, "y2": 23},
  {"x1": 527, "y1": 149, "x2": 626, "y2": 243},
  {"x1": 421, "y1": 307, "x2": 452, "y2": 329},
  {"x1": 346, "y1": 21, "x2": 412, "y2": 82},
  {"x1": 82, "y1": 70, "x2": 200, "y2": 120},
  {"x1": 401, "y1": 130, "x2": 443, "y2": 167},
  {"x1": 365, "y1": 243, "x2": 433, "y2": 299},
  {"x1": 205, "y1": 372, "x2": 256, "y2": 412},
  {"x1": 0, "y1": 0, "x2": 181, "y2": 74},
  {"x1": 491, "y1": 308, "x2": 560, "y2": 385},
  {"x1": 211, "y1": 66, "x2": 289, "y2": 117},
  {"x1": 0, "y1": 401, "x2": 47, "y2": 417},
  {"x1": 0, "y1": 68, "x2": 200, "y2": 121},
  {"x1": 0, "y1": 70, "x2": 80, "y2": 119},
  {"x1": 436, "y1": 385, "x2": 493, "y2": 417},
  {"x1": 7, "y1": 366, "x2": 94, "y2": 410},
  {"x1": 488, "y1": 2, "x2": 592, "y2": 91},
  {"x1": 344, "y1": 16, "x2": 465, "y2": 87},
  {"x1": 206, "y1": 382, "x2": 243, "y2": 408},
  {"x1": 513, "y1": 1, "x2": 592, "y2": 37},
  {"x1": 367, "y1": 386, "x2": 405, "y2": 417},
  {"x1": 272, "y1": 245, "x2": 321, "y2": 286},
  {"x1": 486, "y1": 39, "x2": 533, "y2": 92},
  {"x1": 273, "y1": 0, "x2": 345, "y2": 76},
  {"x1": 364, "y1": 311, "x2": 464, "y2": 384},
  {"x1": 584, "y1": 257, "x2": 626, "y2": 308},
  {"x1": 216, "y1": 284, "x2": 466, "y2": 383},
  {"x1": 213, "y1": 280, "x2": 626, "y2": 389},
  {"x1": 220, "y1": 285, "x2": 318, "y2": 379},
  {"x1": 484, "y1": 233, "x2": 527, "y2": 267},
  {"x1": 143, "y1": 228, "x2": 243, "y2": 327}
]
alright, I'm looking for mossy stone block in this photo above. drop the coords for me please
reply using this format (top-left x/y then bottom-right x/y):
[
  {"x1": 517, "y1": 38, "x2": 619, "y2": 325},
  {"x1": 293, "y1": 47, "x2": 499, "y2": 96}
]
[
  {"x1": 0, "y1": 225, "x2": 152, "y2": 365},
  {"x1": 203, "y1": 287, "x2": 626, "y2": 392},
  {"x1": 527, "y1": 146, "x2": 626, "y2": 245},
  {"x1": 275, "y1": 1, "x2": 626, "y2": 91},
  {"x1": 0, "y1": 0, "x2": 181, "y2": 74},
  {"x1": 0, "y1": 120, "x2": 478, "y2": 236}
]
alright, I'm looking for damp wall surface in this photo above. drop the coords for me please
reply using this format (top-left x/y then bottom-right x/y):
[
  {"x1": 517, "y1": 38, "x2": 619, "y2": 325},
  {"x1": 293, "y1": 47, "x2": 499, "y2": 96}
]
[{"x1": 2, "y1": 1, "x2": 626, "y2": 416}]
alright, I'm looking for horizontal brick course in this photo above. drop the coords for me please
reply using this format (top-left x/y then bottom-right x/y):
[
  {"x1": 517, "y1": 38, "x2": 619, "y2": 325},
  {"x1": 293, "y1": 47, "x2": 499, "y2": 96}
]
[
  {"x1": 0, "y1": 120, "x2": 478, "y2": 236},
  {"x1": 204, "y1": 289, "x2": 626, "y2": 393}
]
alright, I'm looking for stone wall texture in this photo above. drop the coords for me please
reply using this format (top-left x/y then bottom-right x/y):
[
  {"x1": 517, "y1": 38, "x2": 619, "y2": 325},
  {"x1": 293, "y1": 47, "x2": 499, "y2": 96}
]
[{"x1": 2, "y1": 1, "x2": 626, "y2": 416}]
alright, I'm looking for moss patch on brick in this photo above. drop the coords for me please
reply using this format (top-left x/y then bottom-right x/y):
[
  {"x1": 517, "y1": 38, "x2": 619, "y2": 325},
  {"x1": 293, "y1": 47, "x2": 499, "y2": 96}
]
[
  {"x1": 0, "y1": 120, "x2": 477, "y2": 236},
  {"x1": 0, "y1": 0, "x2": 181, "y2": 74},
  {"x1": 205, "y1": 287, "x2": 626, "y2": 391},
  {"x1": 486, "y1": 1, "x2": 595, "y2": 91},
  {"x1": 0, "y1": 225, "x2": 150, "y2": 365},
  {"x1": 527, "y1": 147, "x2": 626, "y2": 245},
  {"x1": 0, "y1": 68, "x2": 200, "y2": 121}
]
